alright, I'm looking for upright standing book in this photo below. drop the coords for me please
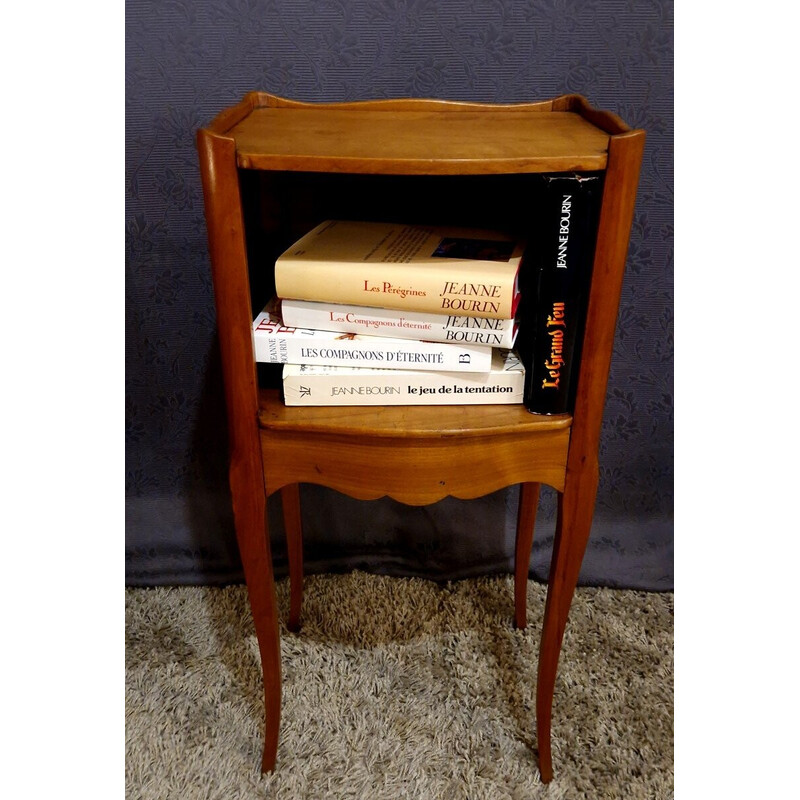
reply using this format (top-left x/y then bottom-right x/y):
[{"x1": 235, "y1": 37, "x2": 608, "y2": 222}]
[
  {"x1": 274, "y1": 219, "x2": 524, "y2": 319},
  {"x1": 517, "y1": 173, "x2": 604, "y2": 414}
]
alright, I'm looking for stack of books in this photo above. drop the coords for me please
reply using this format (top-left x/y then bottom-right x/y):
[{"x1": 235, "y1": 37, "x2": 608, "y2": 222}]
[
  {"x1": 254, "y1": 219, "x2": 526, "y2": 407},
  {"x1": 254, "y1": 171, "x2": 604, "y2": 414}
]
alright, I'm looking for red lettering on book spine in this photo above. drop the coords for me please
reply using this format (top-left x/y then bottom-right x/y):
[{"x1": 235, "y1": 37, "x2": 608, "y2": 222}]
[{"x1": 541, "y1": 302, "x2": 566, "y2": 390}]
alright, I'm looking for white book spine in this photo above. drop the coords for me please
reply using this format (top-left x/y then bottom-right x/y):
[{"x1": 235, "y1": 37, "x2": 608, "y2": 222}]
[
  {"x1": 280, "y1": 298, "x2": 517, "y2": 349},
  {"x1": 282, "y1": 350, "x2": 524, "y2": 406},
  {"x1": 253, "y1": 307, "x2": 492, "y2": 372}
]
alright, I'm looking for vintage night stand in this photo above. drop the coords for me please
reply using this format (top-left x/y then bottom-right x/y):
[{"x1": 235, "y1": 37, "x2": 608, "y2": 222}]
[{"x1": 197, "y1": 92, "x2": 644, "y2": 781}]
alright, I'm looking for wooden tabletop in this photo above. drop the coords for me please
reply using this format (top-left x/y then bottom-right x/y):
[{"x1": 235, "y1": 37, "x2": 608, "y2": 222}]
[{"x1": 225, "y1": 103, "x2": 611, "y2": 174}]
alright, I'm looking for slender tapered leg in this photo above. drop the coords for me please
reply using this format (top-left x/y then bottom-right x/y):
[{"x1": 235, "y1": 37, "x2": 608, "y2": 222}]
[
  {"x1": 281, "y1": 484, "x2": 304, "y2": 632},
  {"x1": 514, "y1": 482, "x2": 541, "y2": 630},
  {"x1": 536, "y1": 465, "x2": 599, "y2": 782},
  {"x1": 198, "y1": 123, "x2": 283, "y2": 772},
  {"x1": 230, "y1": 462, "x2": 282, "y2": 773}
]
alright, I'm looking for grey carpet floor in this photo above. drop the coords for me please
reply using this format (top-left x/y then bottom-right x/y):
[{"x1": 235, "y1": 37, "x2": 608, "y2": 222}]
[{"x1": 126, "y1": 572, "x2": 673, "y2": 799}]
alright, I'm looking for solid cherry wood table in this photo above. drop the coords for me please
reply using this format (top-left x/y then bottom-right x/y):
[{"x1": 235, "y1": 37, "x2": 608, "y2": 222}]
[{"x1": 197, "y1": 92, "x2": 644, "y2": 782}]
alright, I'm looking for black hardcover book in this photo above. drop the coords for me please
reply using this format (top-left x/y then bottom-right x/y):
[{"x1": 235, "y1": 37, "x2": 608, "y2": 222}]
[{"x1": 517, "y1": 173, "x2": 604, "y2": 414}]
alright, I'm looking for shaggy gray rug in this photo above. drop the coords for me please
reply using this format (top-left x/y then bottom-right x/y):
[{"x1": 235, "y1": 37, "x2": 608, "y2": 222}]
[{"x1": 126, "y1": 573, "x2": 673, "y2": 799}]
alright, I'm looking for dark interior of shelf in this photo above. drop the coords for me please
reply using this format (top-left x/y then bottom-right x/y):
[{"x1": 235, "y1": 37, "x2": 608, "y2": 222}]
[{"x1": 241, "y1": 169, "x2": 602, "y2": 393}]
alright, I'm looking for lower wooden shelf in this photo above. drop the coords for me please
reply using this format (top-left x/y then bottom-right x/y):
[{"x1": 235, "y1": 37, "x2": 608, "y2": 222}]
[{"x1": 257, "y1": 388, "x2": 572, "y2": 502}]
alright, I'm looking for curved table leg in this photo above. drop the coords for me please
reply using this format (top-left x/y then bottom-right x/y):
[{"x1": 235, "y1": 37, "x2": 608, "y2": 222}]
[
  {"x1": 536, "y1": 465, "x2": 599, "y2": 782},
  {"x1": 231, "y1": 463, "x2": 282, "y2": 773},
  {"x1": 280, "y1": 484, "x2": 304, "y2": 632},
  {"x1": 514, "y1": 482, "x2": 540, "y2": 630}
]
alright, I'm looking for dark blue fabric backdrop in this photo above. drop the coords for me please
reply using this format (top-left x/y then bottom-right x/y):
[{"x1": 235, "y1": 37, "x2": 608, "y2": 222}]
[{"x1": 125, "y1": 0, "x2": 673, "y2": 590}]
